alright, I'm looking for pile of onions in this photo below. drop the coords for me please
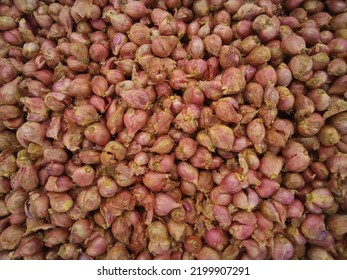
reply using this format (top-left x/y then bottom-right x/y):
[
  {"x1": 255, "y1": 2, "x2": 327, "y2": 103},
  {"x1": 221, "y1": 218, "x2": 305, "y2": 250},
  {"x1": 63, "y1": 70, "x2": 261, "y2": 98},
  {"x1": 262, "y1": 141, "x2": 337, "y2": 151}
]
[{"x1": 0, "y1": 0, "x2": 347, "y2": 260}]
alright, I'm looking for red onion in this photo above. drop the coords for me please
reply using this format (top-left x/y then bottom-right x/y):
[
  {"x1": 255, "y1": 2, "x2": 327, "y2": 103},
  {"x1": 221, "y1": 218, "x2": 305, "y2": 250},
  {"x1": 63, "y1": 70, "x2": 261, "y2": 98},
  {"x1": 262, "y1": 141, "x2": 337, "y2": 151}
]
[
  {"x1": 287, "y1": 199, "x2": 305, "y2": 219},
  {"x1": 254, "y1": 65, "x2": 278, "y2": 87},
  {"x1": 0, "y1": 225, "x2": 25, "y2": 250},
  {"x1": 208, "y1": 124, "x2": 235, "y2": 152},
  {"x1": 326, "y1": 214, "x2": 347, "y2": 240},
  {"x1": 297, "y1": 113, "x2": 325, "y2": 137},
  {"x1": 204, "y1": 227, "x2": 228, "y2": 251},
  {"x1": 234, "y1": 20, "x2": 252, "y2": 39},
  {"x1": 57, "y1": 242, "x2": 78, "y2": 260},
  {"x1": 108, "y1": 243, "x2": 130, "y2": 260},
  {"x1": 175, "y1": 138, "x2": 197, "y2": 161},
  {"x1": 111, "y1": 215, "x2": 131, "y2": 244},
  {"x1": 289, "y1": 54, "x2": 314, "y2": 82},
  {"x1": 212, "y1": 205, "x2": 232, "y2": 228},
  {"x1": 195, "y1": 246, "x2": 220, "y2": 260},
  {"x1": 209, "y1": 186, "x2": 232, "y2": 206},
  {"x1": 47, "y1": 192, "x2": 73, "y2": 213},
  {"x1": 306, "y1": 188, "x2": 335, "y2": 213},
  {"x1": 259, "y1": 152, "x2": 284, "y2": 179},
  {"x1": 167, "y1": 219, "x2": 186, "y2": 242},
  {"x1": 242, "y1": 238, "x2": 267, "y2": 260},
  {"x1": 124, "y1": 2, "x2": 149, "y2": 20},
  {"x1": 314, "y1": 51, "x2": 333, "y2": 67},
  {"x1": 260, "y1": 199, "x2": 287, "y2": 226},
  {"x1": 245, "y1": 45, "x2": 271, "y2": 66},
  {"x1": 318, "y1": 125, "x2": 341, "y2": 146},
  {"x1": 326, "y1": 154, "x2": 347, "y2": 178},
  {"x1": 177, "y1": 161, "x2": 199, "y2": 185},
  {"x1": 44, "y1": 176, "x2": 74, "y2": 193},
  {"x1": 282, "y1": 141, "x2": 311, "y2": 172},
  {"x1": 219, "y1": 46, "x2": 241, "y2": 69},
  {"x1": 229, "y1": 211, "x2": 257, "y2": 240},
  {"x1": 233, "y1": 3, "x2": 263, "y2": 21},
  {"x1": 222, "y1": 67, "x2": 246, "y2": 94},
  {"x1": 76, "y1": 187, "x2": 101, "y2": 213},
  {"x1": 272, "y1": 188, "x2": 295, "y2": 205},
  {"x1": 281, "y1": 33, "x2": 306, "y2": 55},
  {"x1": 154, "y1": 193, "x2": 180, "y2": 216},
  {"x1": 203, "y1": 34, "x2": 222, "y2": 57},
  {"x1": 69, "y1": 218, "x2": 93, "y2": 244},
  {"x1": 85, "y1": 235, "x2": 109, "y2": 257},
  {"x1": 270, "y1": 234, "x2": 294, "y2": 260},
  {"x1": 184, "y1": 235, "x2": 202, "y2": 254},
  {"x1": 12, "y1": 233, "x2": 43, "y2": 258},
  {"x1": 253, "y1": 14, "x2": 280, "y2": 42},
  {"x1": 152, "y1": 36, "x2": 179, "y2": 58},
  {"x1": 301, "y1": 214, "x2": 328, "y2": 241},
  {"x1": 43, "y1": 228, "x2": 69, "y2": 248}
]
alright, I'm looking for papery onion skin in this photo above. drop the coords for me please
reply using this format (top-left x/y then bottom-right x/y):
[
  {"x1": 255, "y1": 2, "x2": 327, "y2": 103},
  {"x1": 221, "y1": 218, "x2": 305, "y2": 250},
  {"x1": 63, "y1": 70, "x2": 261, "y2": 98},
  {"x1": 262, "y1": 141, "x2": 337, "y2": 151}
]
[{"x1": 147, "y1": 221, "x2": 171, "y2": 256}]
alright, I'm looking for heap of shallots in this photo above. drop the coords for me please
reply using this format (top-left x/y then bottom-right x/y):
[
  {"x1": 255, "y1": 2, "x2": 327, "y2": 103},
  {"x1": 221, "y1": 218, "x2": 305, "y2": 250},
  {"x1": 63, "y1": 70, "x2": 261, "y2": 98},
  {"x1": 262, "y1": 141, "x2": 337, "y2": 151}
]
[{"x1": 0, "y1": 0, "x2": 347, "y2": 260}]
